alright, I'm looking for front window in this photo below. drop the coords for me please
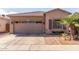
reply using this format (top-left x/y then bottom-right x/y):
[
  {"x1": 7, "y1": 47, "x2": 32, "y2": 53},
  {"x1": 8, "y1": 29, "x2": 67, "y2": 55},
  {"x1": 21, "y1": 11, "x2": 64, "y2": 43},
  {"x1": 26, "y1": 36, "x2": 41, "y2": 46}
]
[
  {"x1": 53, "y1": 19, "x2": 62, "y2": 29},
  {"x1": 48, "y1": 19, "x2": 66, "y2": 30}
]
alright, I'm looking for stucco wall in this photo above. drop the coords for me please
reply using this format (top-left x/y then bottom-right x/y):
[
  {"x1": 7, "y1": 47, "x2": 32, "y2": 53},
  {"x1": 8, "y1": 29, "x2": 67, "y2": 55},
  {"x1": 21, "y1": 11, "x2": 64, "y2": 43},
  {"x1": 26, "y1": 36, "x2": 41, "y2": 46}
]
[
  {"x1": 0, "y1": 19, "x2": 8, "y2": 32},
  {"x1": 10, "y1": 23, "x2": 13, "y2": 33},
  {"x1": 45, "y1": 10, "x2": 71, "y2": 34},
  {"x1": 10, "y1": 16, "x2": 44, "y2": 21}
]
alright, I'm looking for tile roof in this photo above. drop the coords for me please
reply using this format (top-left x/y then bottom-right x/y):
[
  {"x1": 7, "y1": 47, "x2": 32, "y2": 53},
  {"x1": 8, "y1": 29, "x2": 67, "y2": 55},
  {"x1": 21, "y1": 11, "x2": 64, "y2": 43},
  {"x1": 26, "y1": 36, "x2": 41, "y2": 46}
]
[
  {"x1": 7, "y1": 11, "x2": 44, "y2": 16},
  {"x1": 7, "y1": 8, "x2": 71, "y2": 17},
  {"x1": 46, "y1": 8, "x2": 71, "y2": 14}
]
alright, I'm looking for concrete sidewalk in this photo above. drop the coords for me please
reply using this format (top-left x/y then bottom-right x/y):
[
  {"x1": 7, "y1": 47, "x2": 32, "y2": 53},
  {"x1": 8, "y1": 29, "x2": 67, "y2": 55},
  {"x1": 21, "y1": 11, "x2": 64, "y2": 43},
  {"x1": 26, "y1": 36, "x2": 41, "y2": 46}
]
[{"x1": 1, "y1": 45, "x2": 79, "y2": 51}]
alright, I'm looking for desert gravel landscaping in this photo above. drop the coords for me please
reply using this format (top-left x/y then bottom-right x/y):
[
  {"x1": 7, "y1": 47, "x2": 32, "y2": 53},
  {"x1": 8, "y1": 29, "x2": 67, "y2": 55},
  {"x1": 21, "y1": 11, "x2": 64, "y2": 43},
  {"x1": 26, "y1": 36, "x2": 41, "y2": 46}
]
[{"x1": 0, "y1": 34, "x2": 79, "y2": 51}]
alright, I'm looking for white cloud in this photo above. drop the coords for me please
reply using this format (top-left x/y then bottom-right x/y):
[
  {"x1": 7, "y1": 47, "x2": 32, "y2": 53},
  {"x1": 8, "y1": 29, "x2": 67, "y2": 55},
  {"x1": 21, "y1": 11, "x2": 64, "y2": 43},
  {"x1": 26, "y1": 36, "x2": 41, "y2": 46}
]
[{"x1": 0, "y1": 9, "x2": 18, "y2": 15}]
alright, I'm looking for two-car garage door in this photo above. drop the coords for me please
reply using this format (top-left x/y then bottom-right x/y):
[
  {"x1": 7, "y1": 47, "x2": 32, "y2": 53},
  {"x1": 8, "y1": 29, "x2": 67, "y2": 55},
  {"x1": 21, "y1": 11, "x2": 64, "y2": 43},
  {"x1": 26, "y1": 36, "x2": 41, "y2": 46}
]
[{"x1": 14, "y1": 20, "x2": 44, "y2": 34}]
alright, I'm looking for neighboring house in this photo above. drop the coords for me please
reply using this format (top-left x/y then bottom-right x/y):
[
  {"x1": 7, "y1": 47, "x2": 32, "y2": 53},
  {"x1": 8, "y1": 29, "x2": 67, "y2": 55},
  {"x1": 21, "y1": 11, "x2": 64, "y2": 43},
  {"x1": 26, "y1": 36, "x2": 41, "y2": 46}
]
[
  {"x1": 7, "y1": 8, "x2": 71, "y2": 34},
  {"x1": 0, "y1": 15, "x2": 10, "y2": 33}
]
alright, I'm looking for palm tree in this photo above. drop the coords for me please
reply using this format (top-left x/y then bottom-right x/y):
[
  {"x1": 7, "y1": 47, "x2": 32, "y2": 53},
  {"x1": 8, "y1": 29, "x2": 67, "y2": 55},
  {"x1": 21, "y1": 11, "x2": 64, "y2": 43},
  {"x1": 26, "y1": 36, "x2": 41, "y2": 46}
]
[
  {"x1": 73, "y1": 12, "x2": 79, "y2": 39},
  {"x1": 59, "y1": 14, "x2": 79, "y2": 40},
  {"x1": 73, "y1": 12, "x2": 79, "y2": 25}
]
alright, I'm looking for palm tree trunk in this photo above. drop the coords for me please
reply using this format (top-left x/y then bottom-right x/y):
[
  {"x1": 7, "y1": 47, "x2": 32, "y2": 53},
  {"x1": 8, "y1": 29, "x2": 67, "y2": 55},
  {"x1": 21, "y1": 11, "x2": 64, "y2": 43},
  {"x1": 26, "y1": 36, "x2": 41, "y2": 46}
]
[
  {"x1": 68, "y1": 28, "x2": 73, "y2": 40},
  {"x1": 68, "y1": 25, "x2": 75, "y2": 40}
]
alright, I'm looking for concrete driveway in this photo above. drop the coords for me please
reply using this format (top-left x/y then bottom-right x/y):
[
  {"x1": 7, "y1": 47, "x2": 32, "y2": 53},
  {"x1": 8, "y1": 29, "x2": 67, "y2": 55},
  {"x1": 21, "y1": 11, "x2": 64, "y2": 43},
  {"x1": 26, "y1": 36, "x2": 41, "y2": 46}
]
[{"x1": 0, "y1": 34, "x2": 79, "y2": 51}]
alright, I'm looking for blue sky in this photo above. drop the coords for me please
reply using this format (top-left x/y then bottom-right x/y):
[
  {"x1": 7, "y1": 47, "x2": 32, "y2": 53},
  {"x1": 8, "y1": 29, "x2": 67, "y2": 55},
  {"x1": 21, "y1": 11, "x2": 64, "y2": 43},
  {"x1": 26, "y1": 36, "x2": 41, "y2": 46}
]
[
  {"x1": 4, "y1": 8, "x2": 79, "y2": 13},
  {"x1": 0, "y1": 8, "x2": 79, "y2": 15}
]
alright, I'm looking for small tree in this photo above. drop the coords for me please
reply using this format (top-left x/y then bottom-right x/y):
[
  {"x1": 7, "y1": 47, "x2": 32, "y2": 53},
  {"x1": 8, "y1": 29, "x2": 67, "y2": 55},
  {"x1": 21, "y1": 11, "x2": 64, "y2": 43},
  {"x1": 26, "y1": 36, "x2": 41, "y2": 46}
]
[{"x1": 59, "y1": 15, "x2": 79, "y2": 40}]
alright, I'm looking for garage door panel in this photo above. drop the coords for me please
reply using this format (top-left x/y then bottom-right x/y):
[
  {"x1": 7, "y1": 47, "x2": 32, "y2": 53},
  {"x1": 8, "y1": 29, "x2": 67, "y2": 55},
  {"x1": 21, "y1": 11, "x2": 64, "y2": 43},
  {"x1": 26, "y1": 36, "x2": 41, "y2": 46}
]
[{"x1": 14, "y1": 23, "x2": 44, "y2": 34}]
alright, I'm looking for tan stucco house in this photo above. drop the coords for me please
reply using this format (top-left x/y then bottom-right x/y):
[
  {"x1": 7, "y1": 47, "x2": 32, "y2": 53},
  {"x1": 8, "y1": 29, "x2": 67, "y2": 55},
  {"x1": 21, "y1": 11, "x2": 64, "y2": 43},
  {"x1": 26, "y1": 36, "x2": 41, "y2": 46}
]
[{"x1": 7, "y1": 8, "x2": 71, "y2": 34}]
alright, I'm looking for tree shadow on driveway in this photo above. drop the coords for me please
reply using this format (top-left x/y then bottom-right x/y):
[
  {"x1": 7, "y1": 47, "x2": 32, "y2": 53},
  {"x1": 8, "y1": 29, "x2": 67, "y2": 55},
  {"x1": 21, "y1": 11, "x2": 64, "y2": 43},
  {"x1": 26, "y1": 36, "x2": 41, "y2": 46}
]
[{"x1": 15, "y1": 34, "x2": 60, "y2": 37}]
